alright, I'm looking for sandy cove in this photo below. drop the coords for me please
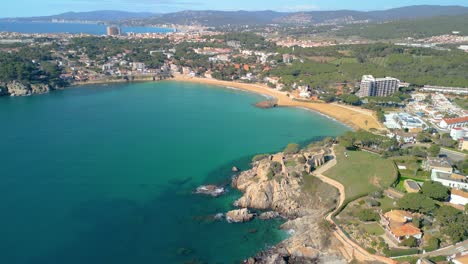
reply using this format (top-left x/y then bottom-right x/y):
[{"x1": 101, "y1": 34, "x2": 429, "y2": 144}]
[{"x1": 170, "y1": 76, "x2": 384, "y2": 131}]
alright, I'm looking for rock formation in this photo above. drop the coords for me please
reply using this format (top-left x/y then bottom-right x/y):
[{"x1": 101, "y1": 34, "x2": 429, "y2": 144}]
[
  {"x1": 226, "y1": 208, "x2": 254, "y2": 223},
  {"x1": 231, "y1": 148, "x2": 346, "y2": 263},
  {"x1": 7, "y1": 81, "x2": 31, "y2": 96}
]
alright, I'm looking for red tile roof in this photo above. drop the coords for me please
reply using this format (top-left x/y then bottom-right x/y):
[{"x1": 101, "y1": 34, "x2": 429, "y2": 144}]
[{"x1": 443, "y1": 116, "x2": 468, "y2": 125}]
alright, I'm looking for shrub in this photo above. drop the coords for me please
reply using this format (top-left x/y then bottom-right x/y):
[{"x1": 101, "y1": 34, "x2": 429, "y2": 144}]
[
  {"x1": 297, "y1": 156, "x2": 306, "y2": 164},
  {"x1": 370, "y1": 190, "x2": 384, "y2": 199},
  {"x1": 401, "y1": 237, "x2": 417, "y2": 248},
  {"x1": 252, "y1": 154, "x2": 269, "y2": 162},
  {"x1": 266, "y1": 170, "x2": 274, "y2": 180},
  {"x1": 284, "y1": 143, "x2": 300, "y2": 155},
  {"x1": 270, "y1": 161, "x2": 282, "y2": 174},
  {"x1": 357, "y1": 209, "x2": 380, "y2": 222},
  {"x1": 366, "y1": 247, "x2": 377, "y2": 254},
  {"x1": 424, "y1": 237, "x2": 440, "y2": 252},
  {"x1": 366, "y1": 199, "x2": 381, "y2": 207}
]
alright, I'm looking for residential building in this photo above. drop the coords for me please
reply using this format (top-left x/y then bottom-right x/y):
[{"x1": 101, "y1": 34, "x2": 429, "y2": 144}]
[
  {"x1": 423, "y1": 157, "x2": 453, "y2": 172},
  {"x1": 421, "y1": 85, "x2": 468, "y2": 95},
  {"x1": 106, "y1": 26, "x2": 121, "y2": 36},
  {"x1": 358, "y1": 75, "x2": 400, "y2": 97},
  {"x1": 451, "y1": 127, "x2": 468, "y2": 140},
  {"x1": 459, "y1": 137, "x2": 468, "y2": 151},
  {"x1": 431, "y1": 169, "x2": 468, "y2": 190},
  {"x1": 452, "y1": 252, "x2": 468, "y2": 264},
  {"x1": 132, "y1": 62, "x2": 145, "y2": 71},
  {"x1": 440, "y1": 116, "x2": 468, "y2": 129},
  {"x1": 450, "y1": 189, "x2": 468, "y2": 206},
  {"x1": 381, "y1": 210, "x2": 422, "y2": 243}
]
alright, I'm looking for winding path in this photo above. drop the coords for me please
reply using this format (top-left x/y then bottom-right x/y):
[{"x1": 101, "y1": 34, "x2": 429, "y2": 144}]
[{"x1": 313, "y1": 146, "x2": 396, "y2": 264}]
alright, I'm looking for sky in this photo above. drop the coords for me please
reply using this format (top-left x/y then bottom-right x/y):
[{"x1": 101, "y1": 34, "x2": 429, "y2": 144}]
[{"x1": 2, "y1": 0, "x2": 468, "y2": 17}]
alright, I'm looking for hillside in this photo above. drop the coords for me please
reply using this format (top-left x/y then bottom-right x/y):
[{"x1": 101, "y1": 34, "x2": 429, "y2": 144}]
[{"x1": 333, "y1": 14, "x2": 468, "y2": 39}]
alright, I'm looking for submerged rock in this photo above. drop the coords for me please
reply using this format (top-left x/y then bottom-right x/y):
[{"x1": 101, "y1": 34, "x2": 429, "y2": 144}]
[
  {"x1": 226, "y1": 208, "x2": 254, "y2": 223},
  {"x1": 195, "y1": 185, "x2": 225, "y2": 197}
]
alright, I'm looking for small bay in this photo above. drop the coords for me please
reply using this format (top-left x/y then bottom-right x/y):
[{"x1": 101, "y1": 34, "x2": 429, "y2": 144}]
[{"x1": 0, "y1": 81, "x2": 349, "y2": 263}]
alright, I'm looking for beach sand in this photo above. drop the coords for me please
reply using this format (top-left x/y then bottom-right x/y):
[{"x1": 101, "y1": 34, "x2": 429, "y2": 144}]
[{"x1": 171, "y1": 75, "x2": 384, "y2": 131}]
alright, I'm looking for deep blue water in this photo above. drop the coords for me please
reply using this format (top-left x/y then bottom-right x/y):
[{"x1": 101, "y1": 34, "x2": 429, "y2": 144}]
[{"x1": 0, "y1": 21, "x2": 173, "y2": 35}]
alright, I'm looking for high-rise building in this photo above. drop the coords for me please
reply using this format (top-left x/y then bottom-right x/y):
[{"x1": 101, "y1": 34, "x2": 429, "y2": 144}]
[
  {"x1": 358, "y1": 75, "x2": 400, "y2": 97},
  {"x1": 106, "y1": 26, "x2": 121, "y2": 36}
]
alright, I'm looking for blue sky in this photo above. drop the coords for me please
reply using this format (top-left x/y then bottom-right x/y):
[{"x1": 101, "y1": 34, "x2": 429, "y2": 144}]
[{"x1": 3, "y1": 0, "x2": 468, "y2": 17}]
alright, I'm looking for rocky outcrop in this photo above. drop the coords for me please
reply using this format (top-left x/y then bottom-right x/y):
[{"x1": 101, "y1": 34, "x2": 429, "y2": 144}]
[
  {"x1": 232, "y1": 154, "x2": 303, "y2": 217},
  {"x1": 226, "y1": 208, "x2": 254, "y2": 223},
  {"x1": 7, "y1": 81, "x2": 31, "y2": 96},
  {"x1": 31, "y1": 83, "x2": 51, "y2": 94},
  {"x1": 258, "y1": 211, "x2": 280, "y2": 220},
  {"x1": 232, "y1": 166, "x2": 240, "y2": 172},
  {"x1": 0, "y1": 85, "x2": 8, "y2": 96},
  {"x1": 255, "y1": 100, "x2": 278, "y2": 109},
  {"x1": 195, "y1": 185, "x2": 225, "y2": 197},
  {"x1": 232, "y1": 149, "x2": 346, "y2": 263}
]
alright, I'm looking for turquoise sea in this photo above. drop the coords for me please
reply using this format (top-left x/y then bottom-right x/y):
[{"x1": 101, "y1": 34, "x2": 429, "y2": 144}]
[
  {"x1": 0, "y1": 21, "x2": 173, "y2": 35},
  {"x1": 0, "y1": 81, "x2": 349, "y2": 264}
]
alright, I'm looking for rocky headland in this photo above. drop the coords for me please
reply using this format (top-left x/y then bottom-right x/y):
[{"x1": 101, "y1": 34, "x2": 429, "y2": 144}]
[
  {"x1": 228, "y1": 145, "x2": 348, "y2": 264},
  {"x1": 0, "y1": 81, "x2": 54, "y2": 96}
]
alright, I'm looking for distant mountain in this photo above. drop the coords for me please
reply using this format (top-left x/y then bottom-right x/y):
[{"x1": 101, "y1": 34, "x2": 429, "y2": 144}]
[
  {"x1": 140, "y1": 10, "x2": 287, "y2": 26},
  {"x1": 2, "y1": 10, "x2": 158, "y2": 22},
  {"x1": 276, "y1": 5, "x2": 468, "y2": 25},
  {"x1": 2, "y1": 5, "x2": 468, "y2": 26}
]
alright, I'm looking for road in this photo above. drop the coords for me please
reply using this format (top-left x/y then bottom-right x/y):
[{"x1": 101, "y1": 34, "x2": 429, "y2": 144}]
[
  {"x1": 440, "y1": 147, "x2": 467, "y2": 162},
  {"x1": 313, "y1": 146, "x2": 396, "y2": 264}
]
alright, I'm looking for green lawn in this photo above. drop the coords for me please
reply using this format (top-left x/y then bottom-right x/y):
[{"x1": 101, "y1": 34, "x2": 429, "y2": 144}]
[
  {"x1": 362, "y1": 222, "x2": 385, "y2": 236},
  {"x1": 324, "y1": 145, "x2": 398, "y2": 199}
]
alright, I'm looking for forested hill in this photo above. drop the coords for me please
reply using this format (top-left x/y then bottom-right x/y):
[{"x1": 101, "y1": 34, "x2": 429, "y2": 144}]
[{"x1": 333, "y1": 14, "x2": 468, "y2": 39}]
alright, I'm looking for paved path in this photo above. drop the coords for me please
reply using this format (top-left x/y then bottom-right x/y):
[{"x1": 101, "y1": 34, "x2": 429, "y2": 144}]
[
  {"x1": 313, "y1": 147, "x2": 396, "y2": 264},
  {"x1": 440, "y1": 147, "x2": 467, "y2": 162}
]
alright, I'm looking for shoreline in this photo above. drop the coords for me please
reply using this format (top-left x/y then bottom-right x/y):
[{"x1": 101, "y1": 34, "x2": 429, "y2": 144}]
[{"x1": 169, "y1": 75, "x2": 384, "y2": 131}]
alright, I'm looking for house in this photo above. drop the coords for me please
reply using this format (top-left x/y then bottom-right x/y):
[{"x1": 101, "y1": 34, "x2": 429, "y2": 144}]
[
  {"x1": 452, "y1": 252, "x2": 468, "y2": 264},
  {"x1": 459, "y1": 137, "x2": 468, "y2": 151},
  {"x1": 440, "y1": 116, "x2": 468, "y2": 129},
  {"x1": 423, "y1": 157, "x2": 453, "y2": 173},
  {"x1": 431, "y1": 169, "x2": 468, "y2": 190},
  {"x1": 132, "y1": 62, "x2": 145, "y2": 71},
  {"x1": 450, "y1": 189, "x2": 468, "y2": 206},
  {"x1": 450, "y1": 127, "x2": 468, "y2": 140},
  {"x1": 382, "y1": 210, "x2": 422, "y2": 243}
]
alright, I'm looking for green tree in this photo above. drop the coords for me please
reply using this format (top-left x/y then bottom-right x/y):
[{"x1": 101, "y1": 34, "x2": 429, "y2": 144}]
[
  {"x1": 427, "y1": 145, "x2": 441, "y2": 157},
  {"x1": 421, "y1": 182, "x2": 450, "y2": 201},
  {"x1": 401, "y1": 237, "x2": 417, "y2": 247},
  {"x1": 397, "y1": 193, "x2": 437, "y2": 213},
  {"x1": 356, "y1": 209, "x2": 380, "y2": 222}
]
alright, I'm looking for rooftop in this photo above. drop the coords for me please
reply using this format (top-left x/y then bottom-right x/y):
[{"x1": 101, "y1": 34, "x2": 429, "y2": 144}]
[
  {"x1": 432, "y1": 170, "x2": 468, "y2": 184},
  {"x1": 389, "y1": 223, "x2": 421, "y2": 237},
  {"x1": 442, "y1": 116, "x2": 468, "y2": 125},
  {"x1": 384, "y1": 210, "x2": 413, "y2": 224},
  {"x1": 452, "y1": 189, "x2": 468, "y2": 199},
  {"x1": 427, "y1": 157, "x2": 452, "y2": 168}
]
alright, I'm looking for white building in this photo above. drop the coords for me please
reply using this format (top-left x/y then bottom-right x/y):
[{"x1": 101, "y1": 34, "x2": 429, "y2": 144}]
[
  {"x1": 450, "y1": 189, "x2": 468, "y2": 206},
  {"x1": 431, "y1": 169, "x2": 468, "y2": 190},
  {"x1": 358, "y1": 75, "x2": 400, "y2": 97},
  {"x1": 450, "y1": 127, "x2": 468, "y2": 140},
  {"x1": 440, "y1": 116, "x2": 468, "y2": 129},
  {"x1": 132, "y1": 62, "x2": 145, "y2": 71}
]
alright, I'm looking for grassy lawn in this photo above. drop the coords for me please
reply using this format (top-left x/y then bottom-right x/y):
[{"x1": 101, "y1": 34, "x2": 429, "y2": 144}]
[
  {"x1": 454, "y1": 97, "x2": 468, "y2": 110},
  {"x1": 324, "y1": 145, "x2": 398, "y2": 199},
  {"x1": 362, "y1": 222, "x2": 385, "y2": 236}
]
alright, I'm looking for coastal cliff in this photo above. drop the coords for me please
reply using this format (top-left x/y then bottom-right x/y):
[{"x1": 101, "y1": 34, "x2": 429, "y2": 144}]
[
  {"x1": 231, "y1": 146, "x2": 347, "y2": 264},
  {"x1": 1, "y1": 81, "x2": 52, "y2": 96}
]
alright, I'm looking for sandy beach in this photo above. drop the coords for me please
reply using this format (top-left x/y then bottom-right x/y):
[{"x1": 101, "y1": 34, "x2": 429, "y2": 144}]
[{"x1": 171, "y1": 75, "x2": 384, "y2": 131}]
